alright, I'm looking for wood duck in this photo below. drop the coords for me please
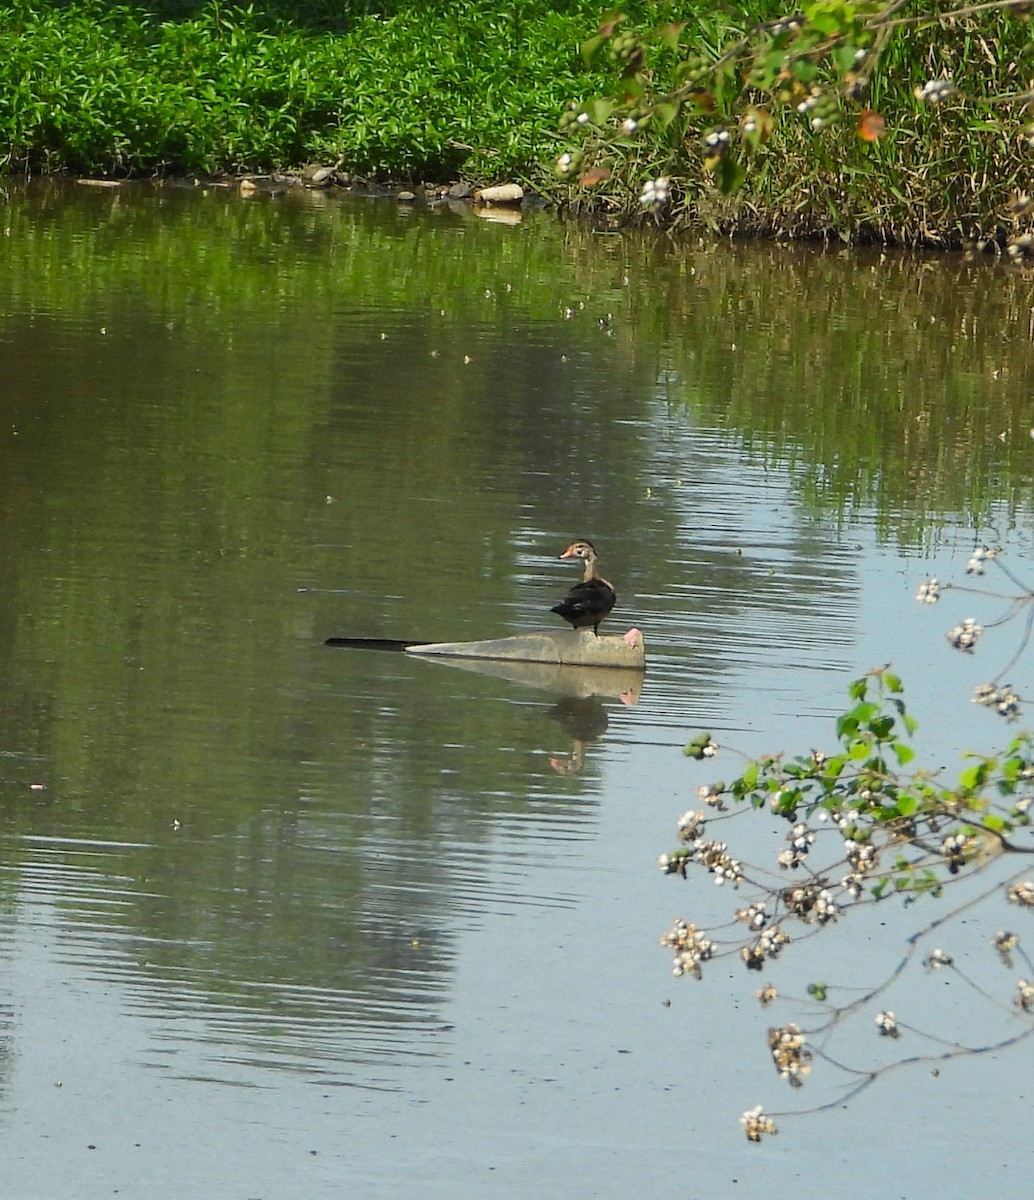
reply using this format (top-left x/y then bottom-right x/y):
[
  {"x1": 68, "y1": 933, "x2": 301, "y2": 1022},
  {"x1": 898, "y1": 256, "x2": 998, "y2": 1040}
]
[{"x1": 550, "y1": 540, "x2": 617, "y2": 636}]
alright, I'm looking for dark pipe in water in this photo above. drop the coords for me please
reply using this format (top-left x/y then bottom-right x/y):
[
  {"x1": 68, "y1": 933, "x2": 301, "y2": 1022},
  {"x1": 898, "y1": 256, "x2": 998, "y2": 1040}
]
[{"x1": 324, "y1": 637, "x2": 428, "y2": 651}]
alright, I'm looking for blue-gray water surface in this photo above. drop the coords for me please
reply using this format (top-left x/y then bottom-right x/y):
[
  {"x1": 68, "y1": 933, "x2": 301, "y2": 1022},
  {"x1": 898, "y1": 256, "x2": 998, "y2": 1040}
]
[{"x1": 0, "y1": 178, "x2": 1031, "y2": 1198}]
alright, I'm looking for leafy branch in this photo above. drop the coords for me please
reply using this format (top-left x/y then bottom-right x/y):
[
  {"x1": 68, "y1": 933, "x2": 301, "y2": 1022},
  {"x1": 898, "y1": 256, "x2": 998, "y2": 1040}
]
[
  {"x1": 554, "y1": 2, "x2": 1034, "y2": 245},
  {"x1": 661, "y1": 550, "x2": 1034, "y2": 1140}
]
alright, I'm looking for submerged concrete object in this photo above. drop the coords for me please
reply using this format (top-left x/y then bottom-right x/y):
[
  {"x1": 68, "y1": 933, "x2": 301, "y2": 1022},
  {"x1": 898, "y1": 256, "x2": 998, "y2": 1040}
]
[
  {"x1": 411, "y1": 654, "x2": 644, "y2": 704},
  {"x1": 404, "y1": 627, "x2": 645, "y2": 671}
]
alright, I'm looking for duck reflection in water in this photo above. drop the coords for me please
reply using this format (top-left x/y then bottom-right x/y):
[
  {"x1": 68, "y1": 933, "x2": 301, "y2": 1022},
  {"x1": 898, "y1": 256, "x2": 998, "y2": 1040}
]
[{"x1": 548, "y1": 695, "x2": 610, "y2": 776}]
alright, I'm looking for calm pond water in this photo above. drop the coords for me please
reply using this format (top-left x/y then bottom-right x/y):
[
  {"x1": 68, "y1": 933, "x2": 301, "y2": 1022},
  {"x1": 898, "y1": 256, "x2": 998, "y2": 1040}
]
[{"x1": 0, "y1": 177, "x2": 1032, "y2": 1198}]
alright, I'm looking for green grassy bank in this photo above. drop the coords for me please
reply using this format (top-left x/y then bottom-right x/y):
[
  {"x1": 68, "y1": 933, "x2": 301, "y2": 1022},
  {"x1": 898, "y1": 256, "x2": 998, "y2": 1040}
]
[
  {"x1": 550, "y1": 4, "x2": 1034, "y2": 246},
  {"x1": 0, "y1": 0, "x2": 1030, "y2": 244},
  {"x1": 0, "y1": 0, "x2": 663, "y2": 178}
]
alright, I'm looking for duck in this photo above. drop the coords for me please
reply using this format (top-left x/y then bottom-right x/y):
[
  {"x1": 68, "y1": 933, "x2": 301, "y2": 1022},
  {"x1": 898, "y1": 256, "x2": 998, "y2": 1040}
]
[{"x1": 550, "y1": 540, "x2": 617, "y2": 637}]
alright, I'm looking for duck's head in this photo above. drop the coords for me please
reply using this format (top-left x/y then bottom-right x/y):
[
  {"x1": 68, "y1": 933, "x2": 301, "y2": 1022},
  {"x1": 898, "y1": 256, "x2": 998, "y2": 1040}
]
[{"x1": 559, "y1": 540, "x2": 597, "y2": 562}]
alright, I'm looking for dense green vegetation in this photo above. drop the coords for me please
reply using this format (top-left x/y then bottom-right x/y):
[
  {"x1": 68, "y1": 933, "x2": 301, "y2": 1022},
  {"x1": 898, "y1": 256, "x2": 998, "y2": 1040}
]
[
  {"x1": 0, "y1": 0, "x2": 1030, "y2": 240},
  {"x1": 0, "y1": 0, "x2": 675, "y2": 178},
  {"x1": 554, "y1": 3, "x2": 1034, "y2": 244}
]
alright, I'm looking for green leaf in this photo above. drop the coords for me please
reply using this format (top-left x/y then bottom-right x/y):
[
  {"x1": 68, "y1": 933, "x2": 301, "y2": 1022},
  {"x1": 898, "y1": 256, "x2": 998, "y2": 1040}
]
[
  {"x1": 892, "y1": 742, "x2": 915, "y2": 766},
  {"x1": 617, "y1": 76, "x2": 645, "y2": 104},
  {"x1": 959, "y1": 763, "x2": 988, "y2": 791},
  {"x1": 581, "y1": 35, "x2": 605, "y2": 67},
  {"x1": 836, "y1": 714, "x2": 858, "y2": 738},
  {"x1": 587, "y1": 98, "x2": 615, "y2": 125},
  {"x1": 869, "y1": 715, "x2": 895, "y2": 739},
  {"x1": 805, "y1": 0, "x2": 858, "y2": 36},
  {"x1": 656, "y1": 21, "x2": 686, "y2": 52},
  {"x1": 833, "y1": 43, "x2": 859, "y2": 74},
  {"x1": 807, "y1": 11, "x2": 840, "y2": 36},
  {"x1": 717, "y1": 154, "x2": 745, "y2": 195},
  {"x1": 654, "y1": 100, "x2": 681, "y2": 128}
]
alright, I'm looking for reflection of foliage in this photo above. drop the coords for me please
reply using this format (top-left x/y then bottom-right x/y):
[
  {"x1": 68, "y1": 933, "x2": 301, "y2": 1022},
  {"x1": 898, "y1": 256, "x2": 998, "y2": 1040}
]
[
  {"x1": 651, "y1": 246, "x2": 1034, "y2": 547},
  {"x1": 5, "y1": 184, "x2": 1034, "y2": 552},
  {"x1": 555, "y1": 3, "x2": 1034, "y2": 244},
  {"x1": 661, "y1": 556, "x2": 1034, "y2": 1140}
]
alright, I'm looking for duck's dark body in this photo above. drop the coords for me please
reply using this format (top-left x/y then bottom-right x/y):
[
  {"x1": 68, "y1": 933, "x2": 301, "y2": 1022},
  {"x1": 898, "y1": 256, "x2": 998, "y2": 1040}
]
[
  {"x1": 550, "y1": 540, "x2": 616, "y2": 636},
  {"x1": 551, "y1": 579, "x2": 617, "y2": 633}
]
